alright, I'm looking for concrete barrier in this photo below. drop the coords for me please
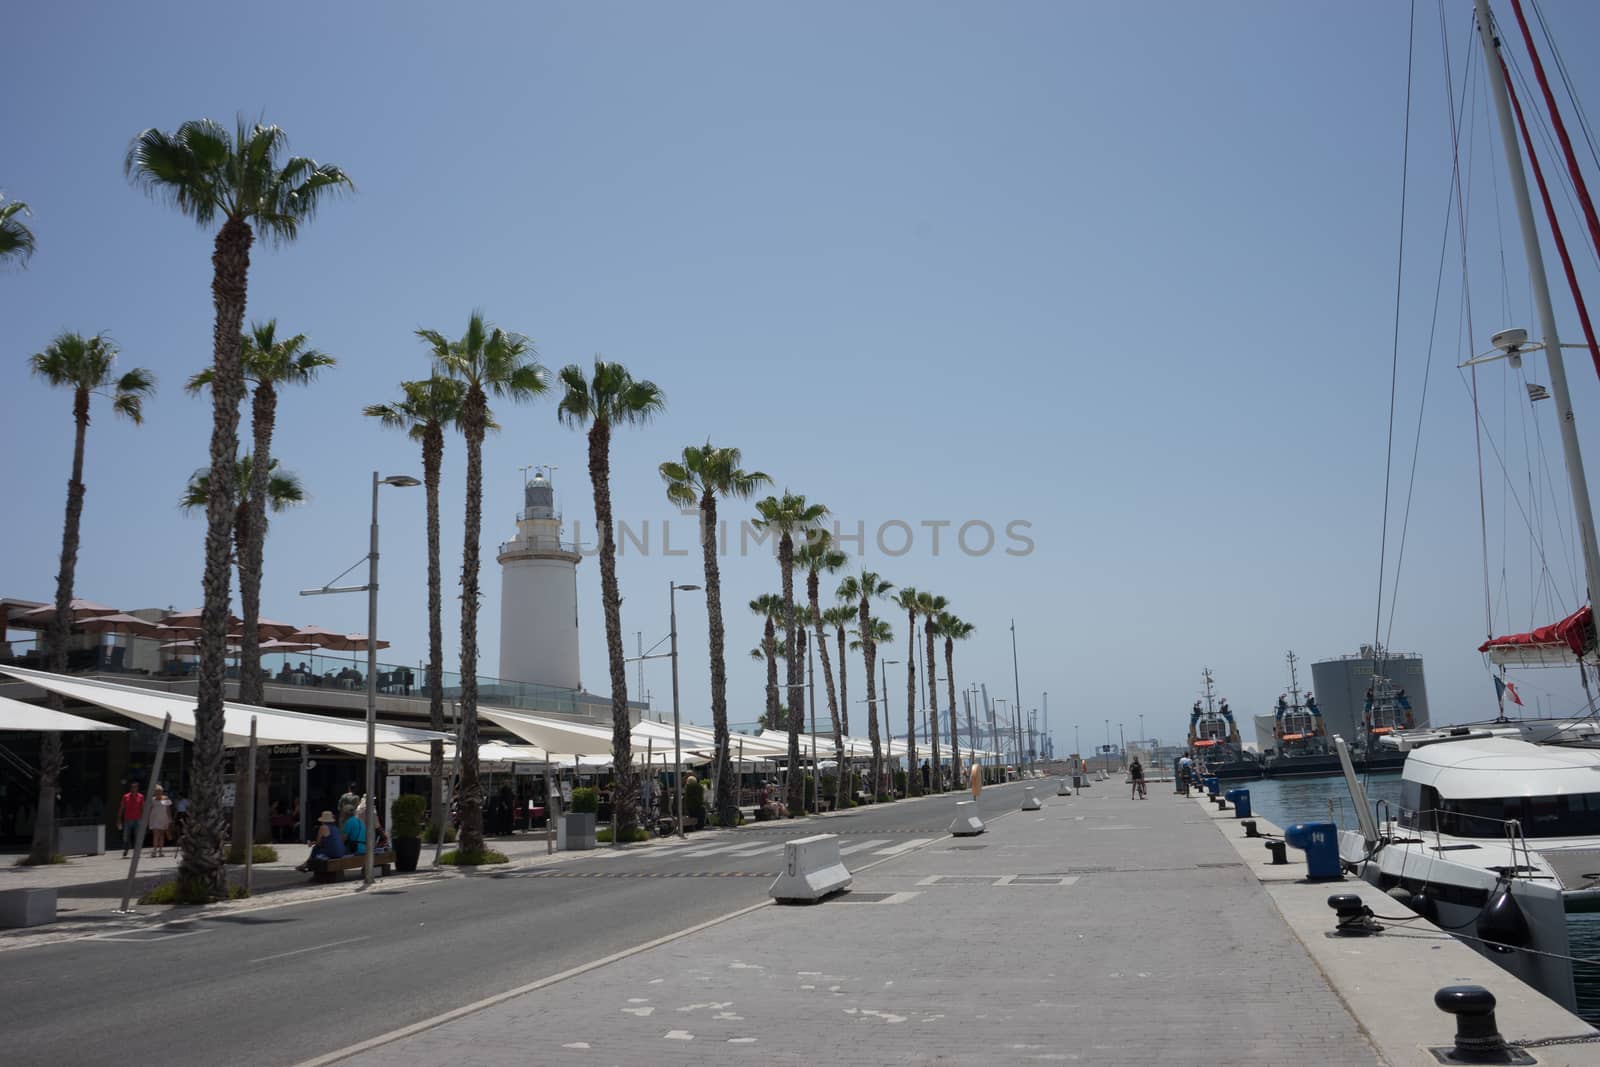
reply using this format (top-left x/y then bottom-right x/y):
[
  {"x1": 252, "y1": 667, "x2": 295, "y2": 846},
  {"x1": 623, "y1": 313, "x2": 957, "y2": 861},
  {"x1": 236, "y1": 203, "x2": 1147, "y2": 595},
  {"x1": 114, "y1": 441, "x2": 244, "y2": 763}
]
[
  {"x1": 950, "y1": 800, "x2": 985, "y2": 836},
  {"x1": 769, "y1": 833, "x2": 852, "y2": 903},
  {"x1": 0, "y1": 887, "x2": 57, "y2": 928},
  {"x1": 1056, "y1": 778, "x2": 1072, "y2": 796},
  {"x1": 1021, "y1": 787, "x2": 1042, "y2": 811}
]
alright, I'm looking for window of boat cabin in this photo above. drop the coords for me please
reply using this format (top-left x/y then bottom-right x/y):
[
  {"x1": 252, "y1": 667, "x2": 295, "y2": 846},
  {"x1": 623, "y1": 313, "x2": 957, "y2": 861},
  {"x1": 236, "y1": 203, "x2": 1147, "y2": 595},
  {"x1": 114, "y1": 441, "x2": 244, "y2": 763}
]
[
  {"x1": 1398, "y1": 781, "x2": 1436, "y2": 831},
  {"x1": 1434, "y1": 792, "x2": 1600, "y2": 837}
]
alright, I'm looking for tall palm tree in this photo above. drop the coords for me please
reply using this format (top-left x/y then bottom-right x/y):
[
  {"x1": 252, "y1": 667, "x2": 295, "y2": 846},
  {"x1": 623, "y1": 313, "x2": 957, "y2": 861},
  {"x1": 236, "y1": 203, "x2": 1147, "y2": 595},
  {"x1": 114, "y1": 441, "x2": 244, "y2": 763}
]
[
  {"x1": 127, "y1": 118, "x2": 350, "y2": 898},
  {"x1": 891, "y1": 587, "x2": 922, "y2": 796},
  {"x1": 753, "y1": 493, "x2": 828, "y2": 814},
  {"x1": 364, "y1": 376, "x2": 466, "y2": 841},
  {"x1": 1, "y1": 193, "x2": 36, "y2": 267},
  {"x1": 850, "y1": 616, "x2": 896, "y2": 793},
  {"x1": 822, "y1": 603, "x2": 856, "y2": 803},
  {"x1": 838, "y1": 570, "x2": 892, "y2": 799},
  {"x1": 179, "y1": 455, "x2": 306, "y2": 551},
  {"x1": 426, "y1": 312, "x2": 546, "y2": 857},
  {"x1": 660, "y1": 443, "x2": 770, "y2": 828},
  {"x1": 796, "y1": 534, "x2": 848, "y2": 810},
  {"x1": 750, "y1": 594, "x2": 784, "y2": 735},
  {"x1": 940, "y1": 613, "x2": 976, "y2": 775},
  {"x1": 26, "y1": 332, "x2": 154, "y2": 864},
  {"x1": 558, "y1": 359, "x2": 664, "y2": 842},
  {"x1": 916, "y1": 590, "x2": 948, "y2": 790},
  {"x1": 188, "y1": 321, "x2": 334, "y2": 708}
]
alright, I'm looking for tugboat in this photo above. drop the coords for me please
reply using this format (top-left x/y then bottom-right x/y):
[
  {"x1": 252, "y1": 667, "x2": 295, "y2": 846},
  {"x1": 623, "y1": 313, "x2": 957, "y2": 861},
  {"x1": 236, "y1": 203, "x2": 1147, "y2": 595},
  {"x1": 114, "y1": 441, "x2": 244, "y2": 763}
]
[
  {"x1": 1187, "y1": 668, "x2": 1263, "y2": 780},
  {"x1": 1355, "y1": 671, "x2": 1412, "y2": 773},
  {"x1": 1263, "y1": 651, "x2": 1344, "y2": 778}
]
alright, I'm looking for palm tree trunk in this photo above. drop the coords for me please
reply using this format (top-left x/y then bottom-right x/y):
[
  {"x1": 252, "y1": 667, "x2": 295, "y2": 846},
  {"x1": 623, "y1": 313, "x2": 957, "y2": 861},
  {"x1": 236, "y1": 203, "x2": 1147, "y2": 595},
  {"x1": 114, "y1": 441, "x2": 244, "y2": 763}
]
[
  {"x1": 835, "y1": 624, "x2": 849, "y2": 809},
  {"x1": 925, "y1": 620, "x2": 940, "y2": 792},
  {"x1": 807, "y1": 573, "x2": 843, "y2": 811},
  {"x1": 457, "y1": 388, "x2": 487, "y2": 856},
  {"x1": 182, "y1": 214, "x2": 252, "y2": 900},
  {"x1": 700, "y1": 491, "x2": 736, "y2": 827},
  {"x1": 779, "y1": 535, "x2": 802, "y2": 814},
  {"x1": 423, "y1": 424, "x2": 446, "y2": 841},
  {"x1": 860, "y1": 598, "x2": 881, "y2": 803},
  {"x1": 762, "y1": 619, "x2": 779, "y2": 735},
  {"x1": 28, "y1": 388, "x2": 90, "y2": 864},
  {"x1": 236, "y1": 381, "x2": 276, "y2": 847},
  {"x1": 590, "y1": 419, "x2": 636, "y2": 838},
  {"x1": 905, "y1": 606, "x2": 920, "y2": 797},
  {"x1": 945, "y1": 638, "x2": 960, "y2": 785}
]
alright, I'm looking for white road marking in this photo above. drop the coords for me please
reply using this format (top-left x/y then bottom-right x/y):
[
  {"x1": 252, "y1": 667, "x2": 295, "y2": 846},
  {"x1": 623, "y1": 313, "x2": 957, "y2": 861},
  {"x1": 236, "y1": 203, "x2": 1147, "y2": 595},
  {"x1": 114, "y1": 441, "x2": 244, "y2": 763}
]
[
  {"x1": 674, "y1": 842, "x2": 754, "y2": 859},
  {"x1": 879, "y1": 891, "x2": 922, "y2": 905},
  {"x1": 249, "y1": 935, "x2": 370, "y2": 964},
  {"x1": 871, "y1": 837, "x2": 934, "y2": 856},
  {"x1": 838, "y1": 838, "x2": 890, "y2": 855},
  {"x1": 92, "y1": 928, "x2": 211, "y2": 945},
  {"x1": 662, "y1": 1030, "x2": 694, "y2": 1040},
  {"x1": 725, "y1": 843, "x2": 784, "y2": 857}
]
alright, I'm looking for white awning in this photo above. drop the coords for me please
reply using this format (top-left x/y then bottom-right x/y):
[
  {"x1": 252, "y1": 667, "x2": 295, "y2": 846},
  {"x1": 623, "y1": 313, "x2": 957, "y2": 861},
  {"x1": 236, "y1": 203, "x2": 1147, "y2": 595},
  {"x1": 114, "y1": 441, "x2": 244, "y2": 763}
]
[
  {"x1": 0, "y1": 665, "x2": 448, "y2": 748},
  {"x1": 0, "y1": 694, "x2": 127, "y2": 733}
]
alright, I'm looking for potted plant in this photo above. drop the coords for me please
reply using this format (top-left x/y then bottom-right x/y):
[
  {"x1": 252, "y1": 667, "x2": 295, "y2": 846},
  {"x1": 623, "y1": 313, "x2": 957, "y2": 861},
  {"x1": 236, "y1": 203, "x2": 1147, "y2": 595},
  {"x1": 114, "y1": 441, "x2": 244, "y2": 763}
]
[
  {"x1": 560, "y1": 786, "x2": 598, "y2": 851},
  {"x1": 390, "y1": 794, "x2": 427, "y2": 873},
  {"x1": 683, "y1": 777, "x2": 705, "y2": 830}
]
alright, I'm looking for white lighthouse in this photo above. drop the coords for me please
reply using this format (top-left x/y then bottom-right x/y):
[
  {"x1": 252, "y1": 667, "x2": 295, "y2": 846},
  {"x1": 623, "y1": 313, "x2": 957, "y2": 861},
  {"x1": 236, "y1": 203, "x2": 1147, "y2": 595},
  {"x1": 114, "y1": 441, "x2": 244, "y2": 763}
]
[{"x1": 497, "y1": 469, "x2": 582, "y2": 690}]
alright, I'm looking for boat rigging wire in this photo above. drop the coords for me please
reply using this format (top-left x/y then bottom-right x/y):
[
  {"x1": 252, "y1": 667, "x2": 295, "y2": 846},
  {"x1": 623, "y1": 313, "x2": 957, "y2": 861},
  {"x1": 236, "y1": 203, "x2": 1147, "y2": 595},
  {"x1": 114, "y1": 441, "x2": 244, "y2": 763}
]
[{"x1": 1528, "y1": 0, "x2": 1600, "y2": 185}]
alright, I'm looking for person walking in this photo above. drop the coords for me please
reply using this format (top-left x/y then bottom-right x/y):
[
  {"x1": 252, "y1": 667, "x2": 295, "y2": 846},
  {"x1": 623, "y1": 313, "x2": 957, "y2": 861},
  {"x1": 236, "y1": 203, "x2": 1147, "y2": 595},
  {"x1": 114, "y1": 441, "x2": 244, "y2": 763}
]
[
  {"x1": 338, "y1": 781, "x2": 360, "y2": 819},
  {"x1": 147, "y1": 784, "x2": 173, "y2": 856},
  {"x1": 117, "y1": 780, "x2": 146, "y2": 857},
  {"x1": 1129, "y1": 758, "x2": 1146, "y2": 800}
]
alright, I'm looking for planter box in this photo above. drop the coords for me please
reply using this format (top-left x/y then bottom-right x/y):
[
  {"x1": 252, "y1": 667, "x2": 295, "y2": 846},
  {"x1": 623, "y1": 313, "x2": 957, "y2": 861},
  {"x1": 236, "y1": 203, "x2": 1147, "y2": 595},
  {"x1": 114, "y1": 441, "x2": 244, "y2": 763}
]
[
  {"x1": 392, "y1": 836, "x2": 422, "y2": 873},
  {"x1": 558, "y1": 812, "x2": 596, "y2": 851},
  {"x1": 55, "y1": 824, "x2": 104, "y2": 857}
]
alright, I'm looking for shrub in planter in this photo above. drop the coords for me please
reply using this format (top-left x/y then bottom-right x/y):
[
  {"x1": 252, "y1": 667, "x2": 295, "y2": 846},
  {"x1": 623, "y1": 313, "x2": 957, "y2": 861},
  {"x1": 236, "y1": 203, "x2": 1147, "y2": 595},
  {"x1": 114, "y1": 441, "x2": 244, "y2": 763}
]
[
  {"x1": 683, "y1": 779, "x2": 705, "y2": 825},
  {"x1": 390, "y1": 794, "x2": 427, "y2": 873},
  {"x1": 422, "y1": 823, "x2": 457, "y2": 844},
  {"x1": 893, "y1": 769, "x2": 908, "y2": 794},
  {"x1": 570, "y1": 786, "x2": 599, "y2": 814}
]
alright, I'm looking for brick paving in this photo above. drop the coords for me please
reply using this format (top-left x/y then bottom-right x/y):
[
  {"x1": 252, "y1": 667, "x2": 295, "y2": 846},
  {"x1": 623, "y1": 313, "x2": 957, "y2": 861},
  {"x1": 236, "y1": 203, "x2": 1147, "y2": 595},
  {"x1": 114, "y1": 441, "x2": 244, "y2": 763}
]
[{"x1": 342, "y1": 784, "x2": 1383, "y2": 1066}]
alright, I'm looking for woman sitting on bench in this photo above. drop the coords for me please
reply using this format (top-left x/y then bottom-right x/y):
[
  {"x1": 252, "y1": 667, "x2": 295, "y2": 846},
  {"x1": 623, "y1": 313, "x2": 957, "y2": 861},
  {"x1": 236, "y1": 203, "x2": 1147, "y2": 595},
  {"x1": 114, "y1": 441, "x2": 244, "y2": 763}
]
[
  {"x1": 344, "y1": 800, "x2": 369, "y2": 856},
  {"x1": 296, "y1": 811, "x2": 345, "y2": 871}
]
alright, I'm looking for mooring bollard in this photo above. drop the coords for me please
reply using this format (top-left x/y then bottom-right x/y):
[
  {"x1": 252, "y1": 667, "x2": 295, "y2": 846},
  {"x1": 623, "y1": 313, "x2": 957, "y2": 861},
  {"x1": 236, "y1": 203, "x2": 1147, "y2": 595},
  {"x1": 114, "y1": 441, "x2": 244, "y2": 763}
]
[
  {"x1": 1241, "y1": 819, "x2": 1260, "y2": 838},
  {"x1": 1225, "y1": 788, "x2": 1251, "y2": 819},
  {"x1": 1264, "y1": 839, "x2": 1288, "y2": 865},
  {"x1": 1430, "y1": 986, "x2": 1530, "y2": 1065},
  {"x1": 1284, "y1": 821, "x2": 1343, "y2": 881},
  {"x1": 1327, "y1": 893, "x2": 1382, "y2": 937},
  {"x1": 1212, "y1": 795, "x2": 1228, "y2": 811}
]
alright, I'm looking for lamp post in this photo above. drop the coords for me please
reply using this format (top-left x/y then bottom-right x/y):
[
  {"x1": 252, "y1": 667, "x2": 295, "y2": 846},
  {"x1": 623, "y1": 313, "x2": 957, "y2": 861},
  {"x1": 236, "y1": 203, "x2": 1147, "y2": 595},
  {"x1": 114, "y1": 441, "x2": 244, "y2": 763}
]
[
  {"x1": 301, "y1": 471, "x2": 418, "y2": 887},
  {"x1": 669, "y1": 580, "x2": 701, "y2": 837},
  {"x1": 881, "y1": 659, "x2": 898, "y2": 795}
]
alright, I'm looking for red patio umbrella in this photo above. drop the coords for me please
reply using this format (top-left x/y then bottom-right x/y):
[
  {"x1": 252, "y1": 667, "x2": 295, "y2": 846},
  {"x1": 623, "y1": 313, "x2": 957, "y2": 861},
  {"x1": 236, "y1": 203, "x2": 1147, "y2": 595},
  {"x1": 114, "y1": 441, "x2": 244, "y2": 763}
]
[
  {"x1": 74, "y1": 613, "x2": 162, "y2": 638},
  {"x1": 16, "y1": 599, "x2": 121, "y2": 628}
]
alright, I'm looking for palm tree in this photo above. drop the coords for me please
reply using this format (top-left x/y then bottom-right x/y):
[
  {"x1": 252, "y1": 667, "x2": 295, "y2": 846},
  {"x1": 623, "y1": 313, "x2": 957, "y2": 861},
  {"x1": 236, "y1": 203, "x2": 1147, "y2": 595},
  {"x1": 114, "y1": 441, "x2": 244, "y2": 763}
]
[
  {"x1": 660, "y1": 443, "x2": 770, "y2": 828},
  {"x1": 838, "y1": 570, "x2": 893, "y2": 799},
  {"x1": 940, "y1": 613, "x2": 976, "y2": 776},
  {"x1": 26, "y1": 332, "x2": 154, "y2": 864},
  {"x1": 796, "y1": 534, "x2": 848, "y2": 810},
  {"x1": 890, "y1": 587, "x2": 922, "y2": 796},
  {"x1": 822, "y1": 603, "x2": 856, "y2": 801},
  {"x1": 558, "y1": 359, "x2": 664, "y2": 841},
  {"x1": 188, "y1": 322, "x2": 334, "y2": 709},
  {"x1": 364, "y1": 376, "x2": 465, "y2": 841},
  {"x1": 750, "y1": 595, "x2": 784, "y2": 736},
  {"x1": 916, "y1": 590, "x2": 948, "y2": 790},
  {"x1": 179, "y1": 455, "x2": 306, "y2": 555},
  {"x1": 850, "y1": 616, "x2": 896, "y2": 793},
  {"x1": 426, "y1": 312, "x2": 546, "y2": 857},
  {"x1": 753, "y1": 493, "x2": 828, "y2": 814},
  {"x1": 127, "y1": 118, "x2": 350, "y2": 898},
  {"x1": 1, "y1": 193, "x2": 36, "y2": 267}
]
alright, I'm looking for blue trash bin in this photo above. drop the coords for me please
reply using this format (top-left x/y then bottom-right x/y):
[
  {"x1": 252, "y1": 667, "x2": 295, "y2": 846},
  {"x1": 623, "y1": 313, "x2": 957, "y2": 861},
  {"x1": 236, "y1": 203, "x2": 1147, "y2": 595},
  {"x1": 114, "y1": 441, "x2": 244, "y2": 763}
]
[
  {"x1": 1225, "y1": 788, "x2": 1252, "y2": 819},
  {"x1": 1204, "y1": 776, "x2": 1220, "y2": 797},
  {"x1": 1284, "y1": 821, "x2": 1343, "y2": 881}
]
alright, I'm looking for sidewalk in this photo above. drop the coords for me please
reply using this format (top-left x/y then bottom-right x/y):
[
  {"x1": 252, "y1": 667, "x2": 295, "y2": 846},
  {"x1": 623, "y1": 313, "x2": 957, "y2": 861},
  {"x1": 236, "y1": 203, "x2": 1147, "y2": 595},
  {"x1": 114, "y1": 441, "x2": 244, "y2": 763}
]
[{"x1": 331, "y1": 785, "x2": 1384, "y2": 1067}]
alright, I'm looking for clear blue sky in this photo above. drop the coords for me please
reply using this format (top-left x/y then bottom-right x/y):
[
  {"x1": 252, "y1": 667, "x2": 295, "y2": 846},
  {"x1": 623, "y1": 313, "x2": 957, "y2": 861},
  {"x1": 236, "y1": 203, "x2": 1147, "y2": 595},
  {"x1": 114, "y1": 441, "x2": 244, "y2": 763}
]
[{"x1": 6, "y1": 1, "x2": 1600, "y2": 750}]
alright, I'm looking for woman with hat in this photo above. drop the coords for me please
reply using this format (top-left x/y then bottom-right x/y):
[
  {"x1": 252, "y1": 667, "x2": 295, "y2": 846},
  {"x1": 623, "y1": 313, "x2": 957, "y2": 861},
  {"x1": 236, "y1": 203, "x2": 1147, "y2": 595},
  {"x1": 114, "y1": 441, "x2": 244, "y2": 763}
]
[{"x1": 295, "y1": 809, "x2": 347, "y2": 871}]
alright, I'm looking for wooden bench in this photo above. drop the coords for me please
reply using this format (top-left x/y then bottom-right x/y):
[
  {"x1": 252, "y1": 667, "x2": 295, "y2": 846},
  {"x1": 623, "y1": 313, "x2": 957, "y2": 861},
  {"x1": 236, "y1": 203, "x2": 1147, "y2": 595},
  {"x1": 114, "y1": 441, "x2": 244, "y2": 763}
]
[{"x1": 310, "y1": 849, "x2": 394, "y2": 883}]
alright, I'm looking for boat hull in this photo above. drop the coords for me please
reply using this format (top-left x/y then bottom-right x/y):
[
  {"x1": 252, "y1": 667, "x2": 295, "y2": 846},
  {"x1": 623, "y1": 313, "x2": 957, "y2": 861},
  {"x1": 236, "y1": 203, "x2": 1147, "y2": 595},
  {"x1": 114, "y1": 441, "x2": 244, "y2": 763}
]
[{"x1": 1263, "y1": 752, "x2": 1345, "y2": 779}]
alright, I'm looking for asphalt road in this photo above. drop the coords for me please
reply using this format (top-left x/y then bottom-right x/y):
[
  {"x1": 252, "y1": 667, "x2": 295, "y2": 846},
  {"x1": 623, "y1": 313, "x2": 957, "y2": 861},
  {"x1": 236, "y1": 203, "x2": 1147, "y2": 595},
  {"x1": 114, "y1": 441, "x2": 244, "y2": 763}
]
[{"x1": 0, "y1": 781, "x2": 1033, "y2": 1067}]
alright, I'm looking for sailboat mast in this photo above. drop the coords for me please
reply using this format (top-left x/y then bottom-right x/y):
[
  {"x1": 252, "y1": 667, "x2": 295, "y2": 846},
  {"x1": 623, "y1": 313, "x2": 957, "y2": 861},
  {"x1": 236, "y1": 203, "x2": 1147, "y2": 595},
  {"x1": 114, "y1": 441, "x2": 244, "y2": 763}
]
[
  {"x1": 1474, "y1": 0, "x2": 1600, "y2": 607},
  {"x1": 1287, "y1": 651, "x2": 1302, "y2": 706}
]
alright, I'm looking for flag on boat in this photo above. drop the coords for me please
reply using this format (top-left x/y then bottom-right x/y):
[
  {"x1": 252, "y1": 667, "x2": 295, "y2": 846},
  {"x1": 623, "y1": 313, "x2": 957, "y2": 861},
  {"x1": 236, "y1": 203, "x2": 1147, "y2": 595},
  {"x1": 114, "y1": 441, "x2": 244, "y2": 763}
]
[{"x1": 1493, "y1": 675, "x2": 1526, "y2": 709}]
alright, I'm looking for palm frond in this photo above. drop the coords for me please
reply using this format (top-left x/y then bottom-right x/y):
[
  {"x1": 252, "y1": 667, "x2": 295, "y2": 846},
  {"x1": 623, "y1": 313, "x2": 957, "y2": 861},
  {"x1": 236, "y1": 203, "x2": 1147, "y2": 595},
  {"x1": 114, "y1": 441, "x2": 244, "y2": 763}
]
[{"x1": 0, "y1": 194, "x2": 37, "y2": 266}]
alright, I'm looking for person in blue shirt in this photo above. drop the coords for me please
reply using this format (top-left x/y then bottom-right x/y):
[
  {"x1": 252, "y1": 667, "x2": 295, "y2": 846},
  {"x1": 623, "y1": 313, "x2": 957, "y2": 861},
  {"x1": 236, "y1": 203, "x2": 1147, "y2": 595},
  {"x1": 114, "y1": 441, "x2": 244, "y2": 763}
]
[
  {"x1": 296, "y1": 810, "x2": 345, "y2": 872},
  {"x1": 343, "y1": 801, "x2": 368, "y2": 856}
]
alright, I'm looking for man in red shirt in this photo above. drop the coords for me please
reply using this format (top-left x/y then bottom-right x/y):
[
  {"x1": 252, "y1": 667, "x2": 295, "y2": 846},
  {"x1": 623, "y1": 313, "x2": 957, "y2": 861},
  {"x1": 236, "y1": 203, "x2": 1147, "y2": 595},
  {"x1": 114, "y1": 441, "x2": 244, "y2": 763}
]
[{"x1": 118, "y1": 781, "x2": 145, "y2": 857}]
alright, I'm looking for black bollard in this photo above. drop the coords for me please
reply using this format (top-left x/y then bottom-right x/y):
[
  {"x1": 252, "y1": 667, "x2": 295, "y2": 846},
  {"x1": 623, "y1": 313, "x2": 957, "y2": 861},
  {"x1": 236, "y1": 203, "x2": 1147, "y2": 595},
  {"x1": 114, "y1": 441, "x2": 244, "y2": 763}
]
[
  {"x1": 1213, "y1": 796, "x2": 1228, "y2": 810},
  {"x1": 1241, "y1": 819, "x2": 1260, "y2": 838},
  {"x1": 1430, "y1": 985, "x2": 1532, "y2": 1065},
  {"x1": 1264, "y1": 839, "x2": 1288, "y2": 865},
  {"x1": 1327, "y1": 893, "x2": 1381, "y2": 937}
]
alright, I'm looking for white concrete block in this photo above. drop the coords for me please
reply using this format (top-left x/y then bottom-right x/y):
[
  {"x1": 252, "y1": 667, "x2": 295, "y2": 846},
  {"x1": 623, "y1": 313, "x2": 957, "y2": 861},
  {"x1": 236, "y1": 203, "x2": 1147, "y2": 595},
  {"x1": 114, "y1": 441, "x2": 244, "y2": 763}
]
[
  {"x1": 1056, "y1": 778, "x2": 1072, "y2": 796},
  {"x1": 949, "y1": 800, "x2": 985, "y2": 836},
  {"x1": 768, "y1": 833, "x2": 852, "y2": 903},
  {"x1": 0, "y1": 888, "x2": 57, "y2": 928},
  {"x1": 1021, "y1": 787, "x2": 1042, "y2": 811}
]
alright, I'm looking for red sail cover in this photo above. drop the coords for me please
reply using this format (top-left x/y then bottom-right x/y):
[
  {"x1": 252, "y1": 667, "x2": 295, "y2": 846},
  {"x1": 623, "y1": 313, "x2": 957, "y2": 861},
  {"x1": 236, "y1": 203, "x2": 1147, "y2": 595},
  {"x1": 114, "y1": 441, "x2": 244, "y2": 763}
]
[{"x1": 1478, "y1": 605, "x2": 1594, "y2": 666}]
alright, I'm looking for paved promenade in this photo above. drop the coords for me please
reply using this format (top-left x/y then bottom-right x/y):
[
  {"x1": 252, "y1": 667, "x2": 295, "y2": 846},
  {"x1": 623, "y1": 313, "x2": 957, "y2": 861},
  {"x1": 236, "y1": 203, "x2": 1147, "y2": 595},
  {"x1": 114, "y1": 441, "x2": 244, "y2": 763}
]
[{"x1": 334, "y1": 782, "x2": 1383, "y2": 1066}]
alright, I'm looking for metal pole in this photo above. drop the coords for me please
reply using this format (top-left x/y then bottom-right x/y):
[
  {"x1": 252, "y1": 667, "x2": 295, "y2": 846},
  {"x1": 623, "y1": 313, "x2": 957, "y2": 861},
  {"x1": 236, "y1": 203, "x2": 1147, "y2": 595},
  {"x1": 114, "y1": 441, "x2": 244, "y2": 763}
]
[
  {"x1": 670, "y1": 581, "x2": 684, "y2": 838},
  {"x1": 881, "y1": 658, "x2": 891, "y2": 795},
  {"x1": 1474, "y1": 0, "x2": 1600, "y2": 603},
  {"x1": 364, "y1": 470, "x2": 379, "y2": 887},
  {"x1": 118, "y1": 713, "x2": 171, "y2": 912},
  {"x1": 1010, "y1": 619, "x2": 1023, "y2": 771},
  {"x1": 243, "y1": 716, "x2": 257, "y2": 895},
  {"x1": 808, "y1": 635, "x2": 817, "y2": 813},
  {"x1": 543, "y1": 760, "x2": 555, "y2": 855},
  {"x1": 298, "y1": 743, "x2": 308, "y2": 845}
]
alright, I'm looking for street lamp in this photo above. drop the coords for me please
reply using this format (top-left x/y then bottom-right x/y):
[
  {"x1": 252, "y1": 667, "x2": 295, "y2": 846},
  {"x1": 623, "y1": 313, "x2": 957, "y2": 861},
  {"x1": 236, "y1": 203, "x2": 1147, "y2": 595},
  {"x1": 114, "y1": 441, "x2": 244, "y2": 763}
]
[
  {"x1": 880, "y1": 659, "x2": 898, "y2": 796},
  {"x1": 669, "y1": 580, "x2": 701, "y2": 837},
  {"x1": 300, "y1": 471, "x2": 418, "y2": 888}
]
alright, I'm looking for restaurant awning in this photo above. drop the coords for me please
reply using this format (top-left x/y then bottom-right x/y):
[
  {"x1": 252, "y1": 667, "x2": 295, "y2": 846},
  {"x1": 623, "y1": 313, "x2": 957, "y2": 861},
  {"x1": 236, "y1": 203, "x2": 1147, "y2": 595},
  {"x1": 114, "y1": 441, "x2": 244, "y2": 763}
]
[
  {"x1": 0, "y1": 665, "x2": 449, "y2": 748},
  {"x1": 0, "y1": 694, "x2": 128, "y2": 733}
]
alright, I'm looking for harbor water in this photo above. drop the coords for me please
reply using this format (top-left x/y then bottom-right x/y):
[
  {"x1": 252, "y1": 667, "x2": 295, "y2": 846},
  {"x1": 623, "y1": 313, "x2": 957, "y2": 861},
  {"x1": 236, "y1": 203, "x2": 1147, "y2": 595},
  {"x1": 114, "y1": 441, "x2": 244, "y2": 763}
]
[{"x1": 1241, "y1": 771, "x2": 1600, "y2": 1026}]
